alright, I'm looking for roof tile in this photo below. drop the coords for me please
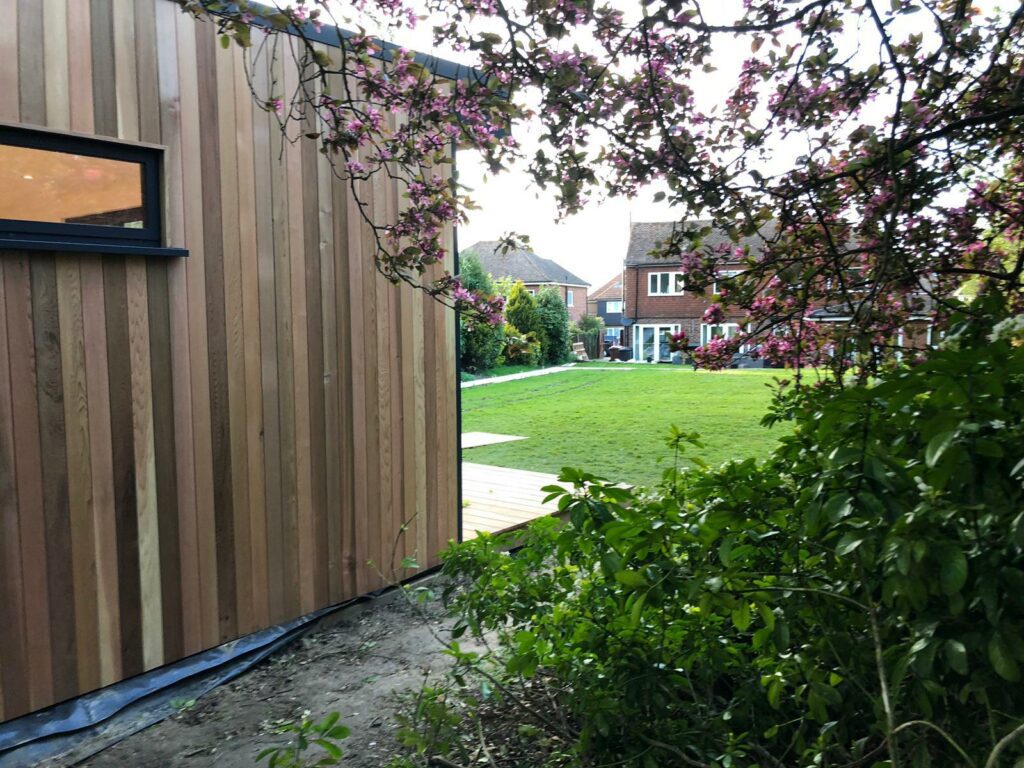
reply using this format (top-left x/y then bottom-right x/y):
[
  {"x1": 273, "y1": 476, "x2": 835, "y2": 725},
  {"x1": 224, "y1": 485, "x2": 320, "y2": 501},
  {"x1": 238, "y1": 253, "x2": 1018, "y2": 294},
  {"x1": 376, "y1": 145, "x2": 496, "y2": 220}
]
[{"x1": 462, "y1": 241, "x2": 590, "y2": 286}]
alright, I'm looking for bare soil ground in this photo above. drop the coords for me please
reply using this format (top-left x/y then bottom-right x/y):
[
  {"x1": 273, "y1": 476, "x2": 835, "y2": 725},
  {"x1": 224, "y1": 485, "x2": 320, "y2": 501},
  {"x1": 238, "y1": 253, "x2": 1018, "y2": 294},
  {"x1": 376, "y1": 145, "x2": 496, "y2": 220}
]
[{"x1": 79, "y1": 586, "x2": 458, "y2": 768}]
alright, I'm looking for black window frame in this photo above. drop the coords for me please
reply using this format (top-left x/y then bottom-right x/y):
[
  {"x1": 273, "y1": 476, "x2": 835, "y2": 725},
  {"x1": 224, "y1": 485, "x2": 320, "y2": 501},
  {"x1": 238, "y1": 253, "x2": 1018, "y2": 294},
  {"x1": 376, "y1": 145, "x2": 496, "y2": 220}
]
[{"x1": 0, "y1": 124, "x2": 187, "y2": 257}]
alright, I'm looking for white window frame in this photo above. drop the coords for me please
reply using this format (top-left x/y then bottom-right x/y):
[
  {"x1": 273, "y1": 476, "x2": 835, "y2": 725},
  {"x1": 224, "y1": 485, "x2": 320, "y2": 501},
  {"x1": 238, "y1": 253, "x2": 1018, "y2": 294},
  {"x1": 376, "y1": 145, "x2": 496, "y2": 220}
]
[
  {"x1": 648, "y1": 272, "x2": 685, "y2": 296},
  {"x1": 700, "y1": 323, "x2": 741, "y2": 346},
  {"x1": 712, "y1": 270, "x2": 743, "y2": 295},
  {"x1": 605, "y1": 299, "x2": 623, "y2": 313},
  {"x1": 632, "y1": 323, "x2": 682, "y2": 363},
  {"x1": 566, "y1": 290, "x2": 574, "y2": 307}
]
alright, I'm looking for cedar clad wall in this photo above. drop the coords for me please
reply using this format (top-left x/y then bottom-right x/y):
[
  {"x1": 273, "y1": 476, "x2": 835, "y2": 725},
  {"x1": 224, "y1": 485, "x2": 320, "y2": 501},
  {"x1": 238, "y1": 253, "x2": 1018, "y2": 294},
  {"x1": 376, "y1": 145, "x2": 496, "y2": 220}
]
[{"x1": 0, "y1": 0, "x2": 458, "y2": 722}]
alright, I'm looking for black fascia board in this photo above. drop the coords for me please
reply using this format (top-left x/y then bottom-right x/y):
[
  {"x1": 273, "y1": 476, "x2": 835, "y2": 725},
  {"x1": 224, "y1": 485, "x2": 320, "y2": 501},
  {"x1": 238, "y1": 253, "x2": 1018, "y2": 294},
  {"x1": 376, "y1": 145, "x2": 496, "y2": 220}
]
[{"x1": 217, "y1": 1, "x2": 490, "y2": 84}]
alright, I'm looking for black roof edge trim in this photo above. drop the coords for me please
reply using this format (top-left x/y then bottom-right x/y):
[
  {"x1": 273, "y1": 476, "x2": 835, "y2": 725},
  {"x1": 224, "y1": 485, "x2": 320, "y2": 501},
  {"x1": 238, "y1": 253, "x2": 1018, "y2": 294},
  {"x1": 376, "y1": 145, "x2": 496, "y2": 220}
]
[{"x1": 215, "y1": 1, "x2": 490, "y2": 84}]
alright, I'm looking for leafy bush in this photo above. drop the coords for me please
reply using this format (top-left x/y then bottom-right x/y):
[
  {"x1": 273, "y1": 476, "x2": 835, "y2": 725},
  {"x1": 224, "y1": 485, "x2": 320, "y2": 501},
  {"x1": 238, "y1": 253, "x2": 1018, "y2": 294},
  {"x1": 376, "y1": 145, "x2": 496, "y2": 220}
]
[
  {"x1": 502, "y1": 323, "x2": 541, "y2": 367},
  {"x1": 459, "y1": 254, "x2": 505, "y2": 373},
  {"x1": 535, "y1": 286, "x2": 572, "y2": 365},
  {"x1": 257, "y1": 712, "x2": 350, "y2": 767},
  {"x1": 439, "y1": 304, "x2": 1024, "y2": 767},
  {"x1": 505, "y1": 282, "x2": 540, "y2": 338},
  {"x1": 461, "y1": 319, "x2": 505, "y2": 373}
]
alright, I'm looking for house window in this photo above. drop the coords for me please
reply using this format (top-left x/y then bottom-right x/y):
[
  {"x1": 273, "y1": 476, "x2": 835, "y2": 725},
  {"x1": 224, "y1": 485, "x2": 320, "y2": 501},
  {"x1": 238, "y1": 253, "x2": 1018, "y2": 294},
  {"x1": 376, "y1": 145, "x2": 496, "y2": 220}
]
[
  {"x1": 700, "y1": 323, "x2": 741, "y2": 345},
  {"x1": 566, "y1": 290, "x2": 574, "y2": 307},
  {"x1": 605, "y1": 299, "x2": 623, "y2": 313},
  {"x1": 648, "y1": 272, "x2": 685, "y2": 295},
  {"x1": 712, "y1": 270, "x2": 743, "y2": 294},
  {"x1": 632, "y1": 324, "x2": 681, "y2": 362},
  {"x1": 0, "y1": 125, "x2": 184, "y2": 256}
]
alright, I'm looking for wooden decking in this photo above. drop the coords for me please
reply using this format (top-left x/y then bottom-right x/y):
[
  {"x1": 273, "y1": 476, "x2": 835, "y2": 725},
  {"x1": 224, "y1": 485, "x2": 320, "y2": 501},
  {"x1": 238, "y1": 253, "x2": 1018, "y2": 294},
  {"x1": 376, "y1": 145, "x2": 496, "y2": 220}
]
[{"x1": 461, "y1": 462, "x2": 562, "y2": 540}]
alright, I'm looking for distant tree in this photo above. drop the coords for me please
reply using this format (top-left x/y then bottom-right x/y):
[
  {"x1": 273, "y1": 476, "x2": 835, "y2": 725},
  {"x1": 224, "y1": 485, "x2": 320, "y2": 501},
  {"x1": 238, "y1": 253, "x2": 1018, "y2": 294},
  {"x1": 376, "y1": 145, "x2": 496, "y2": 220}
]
[
  {"x1": 492, "y1": 275, "x2": 517, "y2": 300},
  {"x1": 459, "y1": 253, "x2": 504, "y2": 373},
  {"x1": 505, "y1": 282, "x2": 540, "y2": 339},
  {"x1": 536, "y1": 286, "x2": 572, "y2": 365},
  {"x1": 459, "y1": 251, "x2": 491, "y2": 294}
]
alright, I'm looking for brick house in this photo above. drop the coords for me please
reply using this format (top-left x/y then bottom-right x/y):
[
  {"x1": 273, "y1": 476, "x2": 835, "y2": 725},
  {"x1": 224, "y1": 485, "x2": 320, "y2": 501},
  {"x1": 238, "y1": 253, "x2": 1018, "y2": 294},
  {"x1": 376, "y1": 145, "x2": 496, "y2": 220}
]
[
  {"x1": 464, "y1": 240, "x2": 590, "y2": 321},
  {"x1": 624, "y1": 221, "x2": 937, "y2": 363},
  {"x1": 587, "y1": 274, "x2": 626, "y2": 347},
  {"x1": 623, "y1": 221, "x2": 758, "y2": 362}
]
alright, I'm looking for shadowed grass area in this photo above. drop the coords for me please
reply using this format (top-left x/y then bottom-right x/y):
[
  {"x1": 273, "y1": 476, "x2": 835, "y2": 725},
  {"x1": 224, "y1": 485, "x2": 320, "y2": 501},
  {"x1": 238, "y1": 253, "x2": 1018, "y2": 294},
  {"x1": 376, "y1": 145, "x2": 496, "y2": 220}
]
[{"x1": 460, "y1": 365, "x2": 786, "y2": 487}]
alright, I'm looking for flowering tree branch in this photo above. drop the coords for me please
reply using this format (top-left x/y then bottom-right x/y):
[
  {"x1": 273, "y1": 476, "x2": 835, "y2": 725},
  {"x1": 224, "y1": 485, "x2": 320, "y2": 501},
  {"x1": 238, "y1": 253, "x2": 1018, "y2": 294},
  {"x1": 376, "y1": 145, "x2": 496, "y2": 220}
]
[{"x1": 174, "y1": 0, "x2": 1024, "y2": 376}]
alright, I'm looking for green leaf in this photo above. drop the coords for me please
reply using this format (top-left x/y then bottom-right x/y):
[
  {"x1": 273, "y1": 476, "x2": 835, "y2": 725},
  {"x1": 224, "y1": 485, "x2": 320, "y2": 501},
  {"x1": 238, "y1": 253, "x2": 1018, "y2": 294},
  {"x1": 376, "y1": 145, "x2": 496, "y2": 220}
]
[
  {"x1": 315, "y1": 739, "x2": 343, "y2": 759},
  {"x1": 630, "y1": 591, "x2": 647, "y2": 627},
  {"x1": 773, "y1": 619, "x2": 790, "y2": 650},
  {"x1": 732, "y1": 602, "x2": 752, "y2": 631},
  {"x1": 836, "y1": 532, "x2": 864, "y2": 556},
  {"x1": 219, "y1": 34, "x2": 231, "y2": 49},
  {"x1": 944, "y1": 639, "x2": 968, "y2": 675},
  {"x1": 925, "y1": 430, "x2": 956, "y2": 467},
  {"x1": 614, "y1": 570, "x2": 648, "y2": 588},
  {"x1": 824, "y1": 493, "x2": 853, "y2": 523},
  {"x1": 940, "y1": 549, "x2": 968, "y2": 595},
  {"x1": 988, "y1": 636, "x2": 1020, "y2": 681},
  {"x1": 400, "y1": 555, "x2": 420, "y2": 570},
  {"x1": 1012, "y1": 512, "x2": 1024, "y2": 548}
]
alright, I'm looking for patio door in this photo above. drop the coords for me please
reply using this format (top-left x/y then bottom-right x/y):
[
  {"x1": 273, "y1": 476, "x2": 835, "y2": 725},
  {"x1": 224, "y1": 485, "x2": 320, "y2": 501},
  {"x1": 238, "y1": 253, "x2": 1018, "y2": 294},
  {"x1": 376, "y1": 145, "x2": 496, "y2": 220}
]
[{"x1": 633, "y1": 324, "x2": 680, "y2": 362}]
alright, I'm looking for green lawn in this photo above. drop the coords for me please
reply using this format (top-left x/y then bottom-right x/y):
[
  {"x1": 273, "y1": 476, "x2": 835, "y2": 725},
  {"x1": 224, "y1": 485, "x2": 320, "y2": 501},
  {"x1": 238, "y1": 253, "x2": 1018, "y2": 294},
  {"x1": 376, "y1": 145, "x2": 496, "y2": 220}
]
[{"x1": 461, "y1": 365, "x2": 786, "y2": 487}]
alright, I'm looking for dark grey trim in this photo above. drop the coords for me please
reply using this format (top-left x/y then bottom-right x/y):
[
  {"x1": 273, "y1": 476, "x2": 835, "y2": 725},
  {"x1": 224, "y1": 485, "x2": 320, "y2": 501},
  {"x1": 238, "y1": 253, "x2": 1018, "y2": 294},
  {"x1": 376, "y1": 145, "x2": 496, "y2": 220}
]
[
  {"x1": 452, "y1": 140, "x2": 464, "y2": 544},
  {"x1": 0, "y1": 124, "x2": 173, "y2": 254},
  {"x1": 0, "y1": 238, "x2": 188, "y2": 258},
  {"x1": 229, "y1": 2, "x2": 487, "y2": 84}
]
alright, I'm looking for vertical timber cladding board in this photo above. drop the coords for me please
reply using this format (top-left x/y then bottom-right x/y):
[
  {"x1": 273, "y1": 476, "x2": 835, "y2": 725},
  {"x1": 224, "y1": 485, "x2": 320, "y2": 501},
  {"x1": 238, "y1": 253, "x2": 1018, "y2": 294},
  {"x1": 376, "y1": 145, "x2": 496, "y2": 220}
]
[
  {"x1": 136, "y1": 0, "x2": 185, "y2": 666},
  {"x1": 251, "y1": 30, "x2": 286, "y2": 627},
  {"x1": 0, "y1": 0, "x2": 459, "y2": 722},
  {"x1": 233, "y1": 32, "x2": 271, "y2": 633}
]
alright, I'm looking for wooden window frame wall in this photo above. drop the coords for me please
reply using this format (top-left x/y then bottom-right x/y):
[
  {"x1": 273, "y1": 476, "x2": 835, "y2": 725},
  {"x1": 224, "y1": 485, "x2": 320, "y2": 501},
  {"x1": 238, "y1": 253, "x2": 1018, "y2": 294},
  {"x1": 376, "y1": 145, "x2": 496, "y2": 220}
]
[{"x1": 0, "y1": 123, "x2": 187, "y2": 258}]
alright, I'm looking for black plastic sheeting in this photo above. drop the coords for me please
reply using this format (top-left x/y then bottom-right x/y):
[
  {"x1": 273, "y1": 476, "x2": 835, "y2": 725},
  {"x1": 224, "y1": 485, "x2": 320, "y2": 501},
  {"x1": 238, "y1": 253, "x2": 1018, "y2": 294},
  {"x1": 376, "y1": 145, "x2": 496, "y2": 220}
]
[{"x1": 0, "y1": 592, "x2": 377, "y2": 768}]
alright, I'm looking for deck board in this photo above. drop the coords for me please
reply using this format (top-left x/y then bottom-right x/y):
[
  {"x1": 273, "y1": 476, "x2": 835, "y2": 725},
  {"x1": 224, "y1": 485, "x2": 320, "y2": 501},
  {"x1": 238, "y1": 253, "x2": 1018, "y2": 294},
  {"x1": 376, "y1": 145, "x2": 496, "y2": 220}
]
[{"x1": 461, "y1": 462, "x2": 562, "y2": 540}]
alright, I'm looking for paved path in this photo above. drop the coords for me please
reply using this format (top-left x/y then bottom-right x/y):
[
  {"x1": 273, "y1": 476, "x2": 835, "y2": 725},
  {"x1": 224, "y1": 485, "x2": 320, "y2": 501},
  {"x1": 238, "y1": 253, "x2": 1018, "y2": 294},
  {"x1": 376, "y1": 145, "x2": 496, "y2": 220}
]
[
  {"x1": 461, "y1": 431, "x2": 527, "y2": 448},
  {"x1": 461, "y1": 462, "x2": 561, "y2": 540},
  {"x1": 460, "y1": 363, "x2": 577, "y2": 388},
  {"x1": 460, "y1": 363, "x2": 640, "y2": 388}
]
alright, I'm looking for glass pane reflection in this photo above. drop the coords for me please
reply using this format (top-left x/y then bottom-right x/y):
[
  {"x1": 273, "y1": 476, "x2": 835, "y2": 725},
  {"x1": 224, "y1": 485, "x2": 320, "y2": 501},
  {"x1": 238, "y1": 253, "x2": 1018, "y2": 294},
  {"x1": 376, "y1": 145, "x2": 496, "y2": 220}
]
[{"x1": 0, "y1": 144, "x2": 145, "y2": 228}]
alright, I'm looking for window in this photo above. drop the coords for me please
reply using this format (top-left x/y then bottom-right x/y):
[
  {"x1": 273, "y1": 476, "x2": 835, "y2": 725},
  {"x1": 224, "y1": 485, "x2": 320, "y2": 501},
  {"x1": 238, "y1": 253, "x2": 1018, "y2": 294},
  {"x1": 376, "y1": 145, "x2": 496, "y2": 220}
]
[
  {"x1": 527, "y1": 288, "x2": 536, "y2": 295},
  {"x1": 712, "y1": 270, "x2": 743, "y2": 295},
  {"x1": 0, "y1": 125, "x2": 185, "y2": 256},
  {"x1": 605, "y1": 300, "x2": 623, "y2": 313},
  {"x1": 648, "y1": 272, "x2": 685, "y2": 295},
  {"x1": 700, "y1": 323, "x2": 740, "y2": 345},
  {"x1": 632, "y1": 324, "x2": 681, "y2": 362},
  {"x1": 566, "y1": 290, "x2": 574, "y2": 307}
]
